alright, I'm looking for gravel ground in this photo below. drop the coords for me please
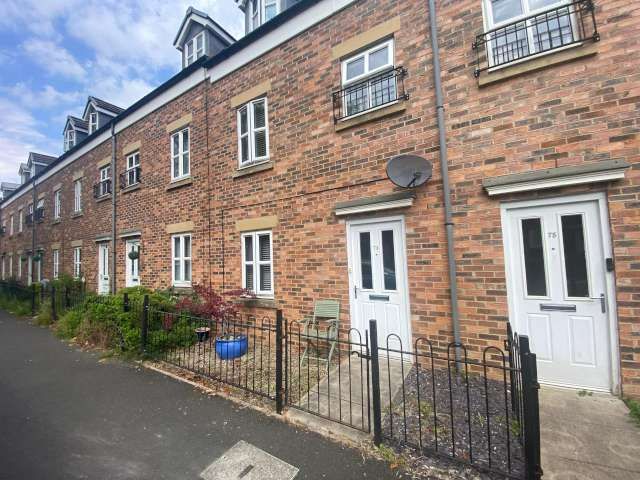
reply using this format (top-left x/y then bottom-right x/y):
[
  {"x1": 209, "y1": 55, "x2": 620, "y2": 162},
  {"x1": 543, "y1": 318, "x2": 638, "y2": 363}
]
[{"x1": 381, "y1": 364, "x2": 525, "y2": 478}]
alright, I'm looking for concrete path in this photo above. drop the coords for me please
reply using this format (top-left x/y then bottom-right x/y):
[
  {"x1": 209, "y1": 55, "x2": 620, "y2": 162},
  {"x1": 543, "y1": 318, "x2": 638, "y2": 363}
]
[
  {"x1": 540, "y1": 386, "x2": 640, "y2": 479},
  {"x1": 0, "y1": 311, "x2": 402, "y2": 480},
  {"x1": 288, "y1": 355, "x2": 410, "y2": 443}
]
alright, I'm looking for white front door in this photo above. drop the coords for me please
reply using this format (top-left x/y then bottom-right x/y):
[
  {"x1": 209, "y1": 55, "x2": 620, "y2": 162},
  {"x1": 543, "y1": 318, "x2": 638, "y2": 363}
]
[
  {"x1": 347, "y1": 218, "x2": 411, "y2": 351},
  {"x1": 27, "y1": 255, "x2": 32, "y2": 286},
  {"x1": 503, "y1": 197, "x2": 613, "y2": 391},
  {"x1": 98, "y1": 243, "x2": 110, "y2": 295},
  {"x1": 125, "y1": 240, "x2": 140, "y2": 287}
]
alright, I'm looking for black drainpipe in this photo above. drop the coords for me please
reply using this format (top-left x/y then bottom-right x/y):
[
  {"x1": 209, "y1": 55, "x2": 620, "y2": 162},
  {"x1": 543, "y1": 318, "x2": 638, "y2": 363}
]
[{"x1": 427, "y1": 0, "x2": 461, "y2": 359}]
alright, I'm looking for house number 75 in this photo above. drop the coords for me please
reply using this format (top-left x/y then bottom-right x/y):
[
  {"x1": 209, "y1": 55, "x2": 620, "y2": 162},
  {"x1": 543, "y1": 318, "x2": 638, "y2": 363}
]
[{"x1": 547, "y1": 232, "x2": 557, "y2": 238}]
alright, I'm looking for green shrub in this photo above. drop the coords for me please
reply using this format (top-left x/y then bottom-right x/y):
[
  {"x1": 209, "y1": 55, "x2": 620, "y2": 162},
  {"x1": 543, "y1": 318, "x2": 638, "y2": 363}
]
[
  {"x1": 36, "y1": 302, "x2": 53, "y2": 326},
  {"x1": 55, "y1": 308, "x2": 84, "y2": 339}
]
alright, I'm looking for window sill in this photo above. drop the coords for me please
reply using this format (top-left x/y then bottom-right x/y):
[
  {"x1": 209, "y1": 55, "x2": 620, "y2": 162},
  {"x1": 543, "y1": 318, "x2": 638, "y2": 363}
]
[
  {"x1": 52, "y1": 219, "x2": 61, "y2": 225},
  {"x1": 335, "y1": 102, "x2": 406, "y2": 132},
  {"x1": 95, "y1": 195, "x2": 112, "y2": 203},
  {"x1": 234, "y1": 297, "x2": 277, "y2": 310},
  {"x1": 232, "y1": 160, "x2": 274, "y2": 179},
  {"x1": 121, "y1": 183, "x2": 141, "y2": 194},
  {"x1": 71, "y1": 211, "x2": 83, "y2": 218},
  {"x1": 171, "y1": 285, "x2": 193, "y2": 295},
  {"x1": 478, "y1": 43, "x2": 598, "y2": 87},
  {"x1": 166, "y1": 177, "x2": 193, "y2": 191}
]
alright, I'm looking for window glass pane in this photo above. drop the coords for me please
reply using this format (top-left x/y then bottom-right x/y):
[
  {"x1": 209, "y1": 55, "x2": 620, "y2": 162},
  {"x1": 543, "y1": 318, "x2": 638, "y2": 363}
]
[
  {"x1": 254, "y1": 130, "x2": 267, "y2": 158},
  {"x1": 260, "y1": 264, "x2": 272, "y2": 291},
  {"x1": 239, "y1": 107, "x2": 248, "y2": 134},
  {"x1": 172, "y1": 134, "x2": 179, "y2": 155},
  {"x1": 258, "y1": 234, "x2": 270, "y2": 261},
  {"x1": 345, "y1": 85, "x2": 369, "y2": 116},
  {"x1": 174, "y1": 237, "x2": 180, "y2": 260},
  {"x1": 174, "y1": 260, "x2": 181, "y2": 281},
  {"x1": 561, "y1": 215, "x2": 590, "y2": 298},
  {"x1": 244, "y1": 236, "x2": 253, "y2": 261},
  {"x1": 265, "y1": 4, "x2": 277, "y2": 20},
  {"x1": 253, "y1": 100, "x2": 266, "y2": 128},
  {"x1": 182, "y1": 152, "x2": 189, "y2": 175},
  {"x1": 521, "y1": 218, "x2": 547, "y2": 296},
  {"x1": 196, "y1": 34, "x2": 203, "y2": 50},
  {"x1": 245, "y1": 264, "x2": 254, "y2": 290},
  {"x1": 173, "y1": 157, "x2": 179, "y2": 177},
  {"x1": 184, "y1": 236, "x2": 191, "y2": 257},
  {"x1": 368, "y1": 45, "x2": 389, "y2": 71},
  {"x1": 346, "y1": 56, "x2": 365, "y2": 80},
  {"x1": 184, "y1": 259, "x2": 192, "y2": 281},
  {"x1": 528, "y1": 0, "x2": 558, "y2": 10},
  {"x1": 359, "y1": 232, "x2": 373, "y2": 290},
  {"x1": 491, "y1": 0, "x2": 523, "y2": 23},
  {"x1": 381, "y1": 230, "x2": 397, "y2": 290},
  {"x1": 182, "y1": 129, "x2": 189, "y2": 151}
]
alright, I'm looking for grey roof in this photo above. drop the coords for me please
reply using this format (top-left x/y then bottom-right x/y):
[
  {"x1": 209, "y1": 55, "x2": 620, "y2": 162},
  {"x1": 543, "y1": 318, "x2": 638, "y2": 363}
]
[
  {"x1": 18, "y1": 163, "x2": 30, "y2": 173},
  {"x1": 66, "y1": 115, "x2": 88, "y2": 132},
  {"x1": 87, "y1": 96, "x2": 124, "y2": 115},
  {"x1": 29, "y1": 153, "x2": 56, "y2": 165},
  {"x1": 482, "y1": 159, "x2": 630, "y2": 188},
  {"x1": 1, "y1": 182, "x2": 19, "y2": 190}
]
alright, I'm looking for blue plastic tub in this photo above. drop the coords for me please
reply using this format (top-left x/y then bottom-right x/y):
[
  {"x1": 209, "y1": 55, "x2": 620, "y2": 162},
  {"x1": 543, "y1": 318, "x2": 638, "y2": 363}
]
[{"x1": 215, "y1": 335, "x2": 248, "y2": 360}]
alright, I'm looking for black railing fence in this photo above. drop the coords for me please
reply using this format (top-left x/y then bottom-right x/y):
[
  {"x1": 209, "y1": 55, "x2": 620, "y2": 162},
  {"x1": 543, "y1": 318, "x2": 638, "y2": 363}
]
[
  {"x1": 473, "y1": 0, "x2": 599, "y2": 77},
  {"x1": 332, "y1": 66, "x2": 408, "y2": 123},
  {"x1": 120, "y1": 167, "x2": 141, "y2": 189},
  {"x1": 0, "y1": 287, "x2": 542, "y2": 479}
]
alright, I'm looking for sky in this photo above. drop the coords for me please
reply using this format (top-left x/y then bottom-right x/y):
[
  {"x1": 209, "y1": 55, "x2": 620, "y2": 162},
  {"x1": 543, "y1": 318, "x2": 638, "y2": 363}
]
[{"x1": 0, "y1": 0, "x2": 244, "y2": 184}]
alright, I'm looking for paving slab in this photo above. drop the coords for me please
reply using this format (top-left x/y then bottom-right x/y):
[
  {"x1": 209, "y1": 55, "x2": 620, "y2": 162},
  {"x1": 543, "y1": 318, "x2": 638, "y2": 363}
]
[{"x1": 540, "y1": 386, "x2": 640, "y2": 480}]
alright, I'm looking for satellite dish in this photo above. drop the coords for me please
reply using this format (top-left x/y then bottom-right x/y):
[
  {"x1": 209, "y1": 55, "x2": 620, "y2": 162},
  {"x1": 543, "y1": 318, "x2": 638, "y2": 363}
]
[{"x1": 386, "y1": 155, "x2": 432, "y2": 188}]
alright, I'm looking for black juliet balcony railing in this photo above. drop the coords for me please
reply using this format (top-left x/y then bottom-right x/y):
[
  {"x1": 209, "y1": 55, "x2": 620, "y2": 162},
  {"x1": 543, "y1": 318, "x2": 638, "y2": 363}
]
[
  {"x1": 119, "y1": 167, "x2": 141, "y2": 189},
  {"x1": 93, "y1": 179, "x2": 112, "y2": 199},
  {"x1": 35, "y1": 207, "x2": 44, "y2": 222},
  {"x1": 25, "y1": 214, "x2": 33, "y2": 226},
  {"x1": 473, "y1": 0, "x2": 599, "y2": 78},
  {"x1": 332, "y1": 66, "x2": 409, "y2": 123}
]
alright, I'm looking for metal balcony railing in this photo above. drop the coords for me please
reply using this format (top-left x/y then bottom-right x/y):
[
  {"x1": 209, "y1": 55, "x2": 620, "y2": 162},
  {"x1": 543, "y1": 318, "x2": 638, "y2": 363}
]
[
  {"x1": 25, "y1": 214, "x2": 33, "y2": 226},
  {"x1": 93, "y1": 179, "x2": 112, "y2": 199},
  {"x1": 120, "y1": 167, "x2": 141, "y2": 189},
  {"x1": 35, "y1": 208, "x2": 44, "y2": 222},
  {"x1": 473, "y1": 0, "x2": 599, "y2": 78},
  {"x1": 332, "y1": 66, "x2": 408, "y2": 123}
]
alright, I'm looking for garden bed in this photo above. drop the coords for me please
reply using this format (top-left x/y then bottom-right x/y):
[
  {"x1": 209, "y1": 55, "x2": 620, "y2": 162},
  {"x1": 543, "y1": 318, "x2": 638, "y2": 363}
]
[{"x1": 381, "y1": 365, "x2": 525, "y2": 478}]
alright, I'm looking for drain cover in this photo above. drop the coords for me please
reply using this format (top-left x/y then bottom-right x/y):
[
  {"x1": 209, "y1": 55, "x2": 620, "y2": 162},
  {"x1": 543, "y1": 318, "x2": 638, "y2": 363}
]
[{"x1": 200, "y1": 441, "x2": 299, "y2": 480}]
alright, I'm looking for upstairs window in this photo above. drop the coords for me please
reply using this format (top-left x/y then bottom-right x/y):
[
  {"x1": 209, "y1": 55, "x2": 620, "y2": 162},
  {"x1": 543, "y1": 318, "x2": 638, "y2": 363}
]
[
  {"x1": 74, "y1": 179, "x2": 82, "y2": 212},
  {"x1": 54, "y1": 190, "x2": 61, "y2": 219},
  {"x1": 95, "y1": 165, "x2": 111, "y2": 198},
  {"x1": 171, "y1": 128, "x2": 190, "y2": 180},
  {"x1": 124, "y1": 152, "x2": 141, "y2": 187},
  {"x1": 335, "y1": 39, "x2": 405, "y2": 120},
  {"x1": 237, "y1": 98, "x2": 269, "y2": 167},
  {"x1": 18, "y1": 209, "x2": 22, "y2": 232},
  {"x1": 9, "y1": 215, "x2": 13, "y2": 235},
  {"x1": 89, "y1": 112, "x2": 98, "y2": 134},
  {"x1": 476, "y1": 0, "x2": 592, "y2": 72},
  {"x1": 64, "y1": 129, "x2": 76, "y2": 152},
  {"x1": 26, "y1": 203, "x2": 34, "y2": 225},
  {"x1": 241, "y1": 230, "x2": 273, "y2": 297},
  {"x1": 35, "y1": 199, "x2": 44, "y2": 221},
  {"x1": 249, "y1": 0, "x2": 279, "y2": 31},
  {"x1": 185, "y1": 31, "x2": 205, "y2": 66}
]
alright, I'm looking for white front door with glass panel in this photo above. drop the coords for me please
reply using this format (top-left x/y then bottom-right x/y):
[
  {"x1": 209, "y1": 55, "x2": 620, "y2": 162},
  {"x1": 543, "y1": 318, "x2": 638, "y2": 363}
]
[
  {"x1": 347, "y1": 218, "x2": 410, "y2": 351},
  {"x1": 98, "y1": 243, "x2": 110, "y2": 295},
  {"x1": 503, "y1": 198, "x2": 612, "y2": 391},
  {"x1": 125, "y1": 240, "x2": 140, "y2": 287}
]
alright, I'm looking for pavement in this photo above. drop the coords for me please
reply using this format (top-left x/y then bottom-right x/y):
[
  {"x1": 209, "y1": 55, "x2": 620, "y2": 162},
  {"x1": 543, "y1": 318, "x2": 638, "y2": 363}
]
[
  {"x1": 0, "y1": 310, "x2": 401, "y2": 480},
  {"x1": 540, "y1": 386, "x2": 640, "y2": 480}
]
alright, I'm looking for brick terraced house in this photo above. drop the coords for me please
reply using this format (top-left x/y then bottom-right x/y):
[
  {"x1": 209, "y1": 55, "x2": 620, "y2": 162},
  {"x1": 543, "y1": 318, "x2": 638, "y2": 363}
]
[{"x1": 0, "y1": 0, "x2": 638, "y2": 399}]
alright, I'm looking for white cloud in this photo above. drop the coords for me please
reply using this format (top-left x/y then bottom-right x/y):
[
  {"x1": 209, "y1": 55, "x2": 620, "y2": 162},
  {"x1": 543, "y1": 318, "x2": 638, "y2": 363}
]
[
  {"x1": 22, "y1": 39, "x2": 86, "y2": 78},
  {"x1": 4, "y1": 83, "x2": 83, "y2": 109}
]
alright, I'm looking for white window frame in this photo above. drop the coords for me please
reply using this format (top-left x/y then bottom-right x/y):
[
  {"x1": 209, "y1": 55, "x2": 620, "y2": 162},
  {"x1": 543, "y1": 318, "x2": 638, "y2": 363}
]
[
  {"x1": 1, "y1": 256, "x2": 5, "y2": 280},
  {"x1": 74, "y1": 179, "x2": 82, "y2": 212},
  {"x1": 8, "y1": 254, "x2": 12, "y2": 278},
  {"x1": 89, "y1": 111, "x2": 98, "y2": 133},
  {"x1": 99, "y1": 165, "x2": 111, "y2": 197},
  {"x1": 185, "y1": 31, "x2": 206, "y2": 67},
  {"x1": 237, "y1": 97, "x2": 269, "y2": 168},
  {"x1": 53, "y1": 249, "x2": 59, "y2": 279},
  {"x1": 126, "y1": 152, "x2": 140, "y2": 187},
  {"x1": 9, "y1": 214, "x2": 14, "y2": 235},
  {"x1": 341, "y1": 38, "x2": 395, "y2": 86},
  {"x1": 73, "y1": 247, "x2": 82, "y2": 279},
  {"x1": 36, "y1": 251, "x2": 42, "y2": 283},
  {"x1": 171, "y1": 128, "x2": 190, "y2": 181},
  {"x1": 18, "y1": 209, "x2": 22, "y2": 232},
  {"x1": 54, "y1": 190, "x2": 61, "y2": 219},
  {"x1": 482, "y1": 0, "x2": 575, "y2": 67},
  {"x1": 251, "y1": 0, "x2": 261, "y2": 31},
  {"x1": 263, "y1": 0, "x2": 279, "y2": 22},
  {"x1": 241, "y1": 230, "x2": 274, "y2": 297},
  {"x1": 171, "y1": 234, "x2": 192, "y2": 287},
  {"x1": 64, "y1": 129, "x2": 75, "y2": 151}
]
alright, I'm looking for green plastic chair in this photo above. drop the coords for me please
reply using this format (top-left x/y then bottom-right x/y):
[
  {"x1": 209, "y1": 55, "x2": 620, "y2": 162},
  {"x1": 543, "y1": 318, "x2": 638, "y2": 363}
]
[{"x1": 300, "y1": 300, "x2": 340, "y2": 365}]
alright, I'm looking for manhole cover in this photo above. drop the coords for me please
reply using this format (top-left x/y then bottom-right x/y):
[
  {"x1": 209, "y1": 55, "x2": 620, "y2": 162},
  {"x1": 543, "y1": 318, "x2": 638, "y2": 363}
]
[{"x1": 200, "y1": 440, "x2": 299, "y2": 480}]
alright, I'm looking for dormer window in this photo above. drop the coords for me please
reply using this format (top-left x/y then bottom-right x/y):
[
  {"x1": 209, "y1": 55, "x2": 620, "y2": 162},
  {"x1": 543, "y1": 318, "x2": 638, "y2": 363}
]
[
  {"x1": 64, "y1": 130, "x2": 76, "y2": 152},
  {"x1": 89, "y1": 112, "x2": 98, "y2": 134},
  {"x1": 185, "y1": 31, "x2": 206, "y2": 66},
  {"x1": 249, "y1": 0, "x2": 279, "y2": 32}
]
